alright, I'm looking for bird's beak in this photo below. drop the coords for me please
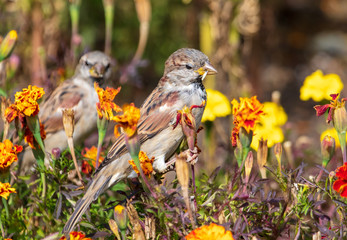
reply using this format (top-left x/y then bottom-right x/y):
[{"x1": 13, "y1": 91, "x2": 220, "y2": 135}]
[
  {"x1": 196, "y1": 62, "x2": 218, "y2": 76},
  {"x1": 89, "y1": 63, "x2": 105, "y2": 78}
]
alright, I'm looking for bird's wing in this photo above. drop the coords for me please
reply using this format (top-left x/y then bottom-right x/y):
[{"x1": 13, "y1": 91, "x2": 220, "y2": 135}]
[
  {"x1": 39, "y1": 80, "x2": 85, "y2": 134},
  {"x1": 95, "y1": 88, "x2": 180, "y2": 174}
]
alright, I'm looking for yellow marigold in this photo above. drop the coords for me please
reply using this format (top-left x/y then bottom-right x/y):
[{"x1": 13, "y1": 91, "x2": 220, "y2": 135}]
[
  {"x1": 94, "y1": 82, "x2": 122, "y2": 120},
  {"x1": 59, "y1": 231, "x2": 92, "y2": 240},
  {"x1": 300, "y1": 70, "x2": 344, "y2": 102},
  {"x1": 231, "y1": 96, "x2": 264, "y2": 147},
  {"x1": 113, "y1": 103, "x2": 141, "y2": 137},
  {"x1": 24, "y1": 121, "x2": 46, "y2": 149},
  {"x1": 129, "y1": 151, "x2": 154, "y2": 177},
  {"x1": 201, "y1": 89, "x2": 231, "y2": 122},
  {"x1": 186, "y1": 223, "x2": 234, "y2": 240},
  {"x1": 81, "y1": 146, "x2": 105, "y2": 174},
  {"x1": 0, "y1": 182, "x2": 16, "y2": 200},
  {"x1": 251, "y1": 125, "x2": 284, "y2": 150},
  {"x1": 250, "y1": 102, "x2": 288, "y2": 150},
  {"x1": 0, "y1": 139, "x2": 23, "y2": 170}
]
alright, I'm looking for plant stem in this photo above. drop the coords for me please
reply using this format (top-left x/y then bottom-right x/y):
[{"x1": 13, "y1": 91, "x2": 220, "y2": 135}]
[
  {"x1": 67, "y1": 137, "x2": 83, "y2": 183},
  {"x1": 337, "y1": 131, "x2": 347, "y2": 164}
]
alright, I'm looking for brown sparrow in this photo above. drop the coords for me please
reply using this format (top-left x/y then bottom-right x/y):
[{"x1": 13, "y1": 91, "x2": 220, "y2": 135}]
[
  {"x1": 63, "y1": 48, "x2": 217, "y2": 233},
  {"x1": 19, "y1": 51, "x2": 112, "y2": 174}
]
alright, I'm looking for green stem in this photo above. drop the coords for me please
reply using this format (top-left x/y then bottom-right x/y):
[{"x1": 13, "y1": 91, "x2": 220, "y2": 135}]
[
  {"x1": 0, "y1": 212, "x2": 4, "y2": 238},
  {"x1": 96, "y1": 117, "x2": 108, "y2": 169},
  {"x1": 40, "y1": 172, "x2": 46, "y2": 200},
  {"x1": 1, "y1": 198, "x2": 9, "y2": 219},
  {"x1": 103, "y1": 0, "x2": 114, "y2": 55},
  {"x1": 120, "y1": 230, "x2": 126, "y2": 240},
  {"x1": 337, "y1": 131, "x2": 347, "y2": 164}
]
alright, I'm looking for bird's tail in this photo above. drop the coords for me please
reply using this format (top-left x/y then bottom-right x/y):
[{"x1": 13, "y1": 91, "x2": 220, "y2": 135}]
[{"x1": 63, "y1": 175, "x2": 112, "y2": 234}]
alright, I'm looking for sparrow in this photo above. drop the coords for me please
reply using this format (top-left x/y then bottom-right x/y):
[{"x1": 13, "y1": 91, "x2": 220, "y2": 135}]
[
  {"x1": 19, "y1": 51, "x2": 112, "y2": 174},
  {"x1": 63, "y1": 48, "x2": 217, "y2": 233}
]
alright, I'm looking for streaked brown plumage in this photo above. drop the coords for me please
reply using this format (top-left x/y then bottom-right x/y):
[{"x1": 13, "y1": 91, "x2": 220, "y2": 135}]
[
  {"x1": 63, "y1": 48, "x2": 217, "y2": 233},
  {"x1": 19, "y1": 51, "x2": 112, "y2": 174}
]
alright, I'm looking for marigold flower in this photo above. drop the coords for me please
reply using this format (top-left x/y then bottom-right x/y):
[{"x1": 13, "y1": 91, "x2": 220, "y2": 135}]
[
  {"x1": 0, "y1": 139, "x2": 23, "y2": 170},
  {"x1": 314, "y1": 93, "x2": 347, "y2": 125},
  {"x1": 333, "y1": 163, "x2": 347, "y2": 198},
  {"x1": 94, "y1": 82, "x2": 122, "y2": 120},
  {"x1": 113, "y1": 103, "x2": 140, "y2": 137},
  {"x1": 201, "y1": 89, "x2": 231, "y2": 122},
  {"x1": 186, "y1": 223, "x2": 234, "y2": 240},
  {"x1": 300, "y1": 70, "x2": 344, "y2": 102},
  {"x1": 59, "y1": 231, "x2": 92, "y2": 240},
  {"x1": 9, "y1": 85, "x2": 45, "y2": 117},
  {"x1": 24, "y1": 121, "x2": 46, "y2": 149},
  {"x1": 129, "y1": 151, "x2": 154, "y2": 177},
  {"x1": 250, "y1": 102, "x2": 288, "y2": 150},
  {"x1": 231, "y1": 96, "x2": 264, "y2": 147},
  {"x1": 0, "y1": 182, "x2": 16, "y2": 200},
  {"x1": 114, "y1": 205, "x2": 128, "y2": 230},
  {"x1": 81, "y1": 146, "x2": 105, "y2": 174}
]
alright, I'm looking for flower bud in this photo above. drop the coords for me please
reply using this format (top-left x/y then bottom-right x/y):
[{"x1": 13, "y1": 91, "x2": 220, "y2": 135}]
[
  {"x1": 114, "y1": 205, "x2": 128, "y2": 231},
  {"x1": 274, "y1": 143, "x2": 282, "y2": 176},
  {"x1": 51, "y1": 148, "x2": 61, "y2": 160},
  {"x1": 333, "y1": 104, "x2": 347, "y2": 134},
  {"x1": 0, "y1": 30, "x2": 18, "y2": 61},
  {"x1": 321, "y1": 135, "x2": 336, "y2": 167}
]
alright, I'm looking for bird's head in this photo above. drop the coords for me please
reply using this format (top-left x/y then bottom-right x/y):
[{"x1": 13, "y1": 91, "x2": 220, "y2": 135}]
[
  {"x1": 77, "y1": 51, "x2": 112, "y2": 85},
  {"x1": 162, "y1": 48, "x2": 217, "y2": 86}
]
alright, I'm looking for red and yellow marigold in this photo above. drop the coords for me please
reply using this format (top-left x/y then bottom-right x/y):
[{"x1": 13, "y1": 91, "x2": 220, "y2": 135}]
[
  {"x1": 0, "y1": 182, "x2": 16, "y2": 200},
  {"x1": 59, "y1": 231, "x2": 91, "y2": 240},
  {"x1": 186, "y1": 223, "x2": 234, "y2": 240},
  {"x1": 0, "y1": 139, "x2": 23, "y2": 170},
  {"x1": 231, "y1": 96, "x2": 264, "y2": 147},
  {"x1": 333, "y1": 163, "x2": 347, "y2": 198},
  {"x1": 129, "y1": 151, "x2": 154, "y2": 177},
  {"x1": 94, "y1": 82, "x2": 122, "y2": 120},
  {"x1": 5, "y1": 85, "x2": 44, "y2": 120},
  {"x1": 113, "y1": 103, "x2": 141, "y2": 137},
  {"x1": 81, "y1": 146, "x2": 105, "y2": 174}
]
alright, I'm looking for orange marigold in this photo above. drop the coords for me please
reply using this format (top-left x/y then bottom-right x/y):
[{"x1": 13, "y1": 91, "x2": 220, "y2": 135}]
[
  {"x1": 113, "y1": 103, "x2": 141, "y2": 137},
  {"x1": 129, "y1": 151, "x2": 154, "y2": 177},
  {"x1": 333, "y1": 163, "x2": 347, "y2": 198},
  {"x1": 81, "y1": 146, "x2": 104, "y2": 174},
  {"x1": 94, "y1": 82, "x2": 122, "y2": 120},
  {"x1": 0, "y1": 182, "x2": 16, "y2": 200},
  {"x1": 186, "y1": 223, "x2": 234, "y2": 240},
  {"x1": 0, "y1": 139, "x2": 23, "y2": 170},
  {"x1": 12, "y1": 85, "x2": 44, "y2": 117},
  {"x1": 231, "y1": 96, "x2": 264, "y2": 147},
  {"x1": 24, "y1": 121, "x2": 46, "y2": 149},
  {"x1": 59, "y1": 231, "x2": 91, "y2": 240}
]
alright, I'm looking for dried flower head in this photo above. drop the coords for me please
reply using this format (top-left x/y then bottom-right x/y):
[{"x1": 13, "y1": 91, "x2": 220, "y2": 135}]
[{"x1": 62, "y1": 109, "x2": 75, "y2": 138}]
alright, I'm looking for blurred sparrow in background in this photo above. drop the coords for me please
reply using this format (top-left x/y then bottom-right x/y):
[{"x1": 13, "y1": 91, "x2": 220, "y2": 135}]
[{"x1": 19, "y1": 51, "x2": 112, "y2": 174}]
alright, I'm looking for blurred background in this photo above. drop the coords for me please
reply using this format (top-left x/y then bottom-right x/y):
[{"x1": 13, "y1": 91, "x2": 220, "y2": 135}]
[{"x1": 1, "y1": 0, "x2": 347, "y2": 173}]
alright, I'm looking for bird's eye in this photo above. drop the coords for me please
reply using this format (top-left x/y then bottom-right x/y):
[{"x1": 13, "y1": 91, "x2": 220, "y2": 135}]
[
  {"x1": 85, "y1": 61, "x2": 92, "y2": 67},
  {"x1": 185, "y1": 63, "x2": 193, "y2": 70}
]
